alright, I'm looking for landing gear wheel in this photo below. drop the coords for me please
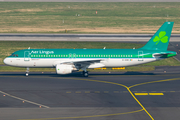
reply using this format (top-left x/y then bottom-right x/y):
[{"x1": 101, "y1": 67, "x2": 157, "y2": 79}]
[
  {"x1": 26, "y1": 72, "x2": 29, "y2": 77},
  {"x1": 83, "y1": 71, "x2": 88, "y2": 77}
]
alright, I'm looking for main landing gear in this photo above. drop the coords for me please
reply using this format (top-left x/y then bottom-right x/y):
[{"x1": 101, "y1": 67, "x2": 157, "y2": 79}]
[
  {"x1": 83, "y1": 71, "x2": 88, "y2": 77},
  {"x1": 26, "y1": 67, "x2": 29, "y2": 77},
  {"x1": 81, "y1": 67, "x2": 89, "y2": 77}
]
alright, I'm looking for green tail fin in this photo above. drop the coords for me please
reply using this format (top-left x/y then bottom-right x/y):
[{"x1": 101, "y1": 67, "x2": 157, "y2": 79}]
[{"x1": 140, "y1": 22, "x2": 174, "y2": 50}]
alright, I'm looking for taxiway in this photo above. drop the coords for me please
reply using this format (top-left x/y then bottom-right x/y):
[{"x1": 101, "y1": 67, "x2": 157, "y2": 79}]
[{"x1": 0, "y1": 72, "x2": 180, "y2": 120}]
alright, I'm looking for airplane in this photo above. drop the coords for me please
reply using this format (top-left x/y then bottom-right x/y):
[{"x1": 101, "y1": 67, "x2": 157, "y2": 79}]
[{"x1": 3, "y1": 22, "x2": 177, "y2": 77}]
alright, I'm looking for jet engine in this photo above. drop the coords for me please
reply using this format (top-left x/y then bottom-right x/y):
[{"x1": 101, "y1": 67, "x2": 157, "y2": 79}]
[{"x1": 56, "y1": 64, "x2": 73, "y2": 74}]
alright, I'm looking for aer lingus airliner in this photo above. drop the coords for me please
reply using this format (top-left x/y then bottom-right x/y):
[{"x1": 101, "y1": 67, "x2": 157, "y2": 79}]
[{"x1": 3, "y1": 22, "x2": 176, "y2": 77}]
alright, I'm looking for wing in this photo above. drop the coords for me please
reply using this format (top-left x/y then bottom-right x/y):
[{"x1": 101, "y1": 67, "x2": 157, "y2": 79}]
[{"x1": 55, "y1": 59, "x2": 106, "y2": 70}]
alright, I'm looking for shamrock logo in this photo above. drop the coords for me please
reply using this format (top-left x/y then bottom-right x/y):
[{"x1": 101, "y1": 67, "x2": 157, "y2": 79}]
[{"x1": 153, "y1": 31, "x2": 168, "y2": 45}]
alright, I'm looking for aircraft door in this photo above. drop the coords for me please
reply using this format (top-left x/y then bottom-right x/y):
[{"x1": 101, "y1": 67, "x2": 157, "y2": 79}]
[
  {"x1": 69, "y1": 53, "x2": 72, "y2": 59},
  {"x1": 24, "y1": 51, "x2": 30, "y2": 61},
  {"x1": 138, "y1": 51, "x2": 143, "y2": 61},
  {"x1": 69, "y1": 53, "x2": 76, "y2": 59},
  {"x1": 73, "y1": 53, "x2": 76, "y2": 59}
]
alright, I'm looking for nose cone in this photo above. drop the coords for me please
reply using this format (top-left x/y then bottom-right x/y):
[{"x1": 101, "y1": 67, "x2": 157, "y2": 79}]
[{"x1": 3, "y1": 58, "x2": 8, "y2": 65}]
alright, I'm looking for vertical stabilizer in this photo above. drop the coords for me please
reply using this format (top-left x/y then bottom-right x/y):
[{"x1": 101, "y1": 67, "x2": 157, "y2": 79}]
[{"x1": 140, "y1": 22, "x2": 174, "y2": 50}]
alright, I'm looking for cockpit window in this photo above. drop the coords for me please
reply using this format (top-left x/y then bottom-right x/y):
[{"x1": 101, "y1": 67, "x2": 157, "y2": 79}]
[{"x1": 10, "y1": 53, "x2": 17, "y2": 57}]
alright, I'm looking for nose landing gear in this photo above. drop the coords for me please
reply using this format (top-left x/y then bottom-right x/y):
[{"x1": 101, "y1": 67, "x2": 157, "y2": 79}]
[{"x1": 26, "y1": 67, "x2": 29, "y2": 77}]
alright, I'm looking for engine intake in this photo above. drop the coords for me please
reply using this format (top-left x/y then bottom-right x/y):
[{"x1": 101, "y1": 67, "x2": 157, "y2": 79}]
[{"x1": 56, "y1": 64, "x2": 73, "y2": 74}]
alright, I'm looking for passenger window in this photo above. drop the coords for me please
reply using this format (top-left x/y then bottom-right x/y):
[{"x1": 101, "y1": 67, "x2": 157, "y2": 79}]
[{"x1": 16, "y1": 54, "x2": 18, "y2": 57}]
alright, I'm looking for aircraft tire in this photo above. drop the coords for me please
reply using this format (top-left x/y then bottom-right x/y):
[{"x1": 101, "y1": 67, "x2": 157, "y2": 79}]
[
  {"x1": 26, "y1": 73, "x2": 29, "y2": 77},
  {"x1": 83, "y1": 71, "x2": 88, "y2": 77}
]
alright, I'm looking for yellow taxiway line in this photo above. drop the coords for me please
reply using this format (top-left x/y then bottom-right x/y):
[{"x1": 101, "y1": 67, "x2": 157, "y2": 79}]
[
  {"x1": 135, "y1": 93, "x2": 164, "y2": 95},
  {"x1": 19, "y1": 109, "x2": 144, "y2": 120},
  {"x1": 135, "y1": 93, "x2": 148, "y2": 95},
  {"x1": 149, "y1": 93, "x2": 164, "y2": 95}
]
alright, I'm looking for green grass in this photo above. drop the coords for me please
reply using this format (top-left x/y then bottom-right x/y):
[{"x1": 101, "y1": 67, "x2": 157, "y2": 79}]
[
  {"x1": 0, "y1": 66, "x2": 55, "y2": 72},
  {"x1": 89, "y1": 66, "x2": 155, "y2": 72},
  {"x1": 0, "y1": 2, "x2": 180, "y2": 33},
  {"x1": 0, "y1": 66, "x2": 155, "y2": 72},
  {"x1": 143, "y1": 57, "x2": 180, "y2": 66}
]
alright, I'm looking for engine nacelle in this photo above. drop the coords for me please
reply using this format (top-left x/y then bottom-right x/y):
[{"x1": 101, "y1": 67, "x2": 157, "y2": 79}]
[{"x1": 56, "y1": 64, "x2": 73, "y2": 74}]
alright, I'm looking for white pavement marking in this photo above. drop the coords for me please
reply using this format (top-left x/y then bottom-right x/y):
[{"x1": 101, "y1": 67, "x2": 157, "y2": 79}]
[
  {"x1": 79, "y1": 37, "x2": 150, "y2": 39},
  {"x1": 0, "y1": 90, "x2": 50, "y2": 108}
]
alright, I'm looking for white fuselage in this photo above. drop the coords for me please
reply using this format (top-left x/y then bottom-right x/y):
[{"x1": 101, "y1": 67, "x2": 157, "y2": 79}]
[{"x1": 4, "y1": 57, "x2": 159, "y2": 68}]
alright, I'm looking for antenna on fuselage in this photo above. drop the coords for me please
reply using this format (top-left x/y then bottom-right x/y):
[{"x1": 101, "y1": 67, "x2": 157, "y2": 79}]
[
  {"x1": 28, "y1": 47, "x2": 30, "y2": 49},
  {"x1": 103, "y1": 47, "x2": 106, "y2": 49}
]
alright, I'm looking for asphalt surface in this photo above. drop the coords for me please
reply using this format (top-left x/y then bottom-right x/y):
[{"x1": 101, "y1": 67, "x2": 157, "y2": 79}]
[
  {"x1": 168, "y1": 42, "x2": 180, "y2": 61},
  {"x1": 0, "y1": 34, "x2": 180, "y2": 42},
  {"x1": 0, "y1": 71, "x2": 180, "y2": 120}
]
